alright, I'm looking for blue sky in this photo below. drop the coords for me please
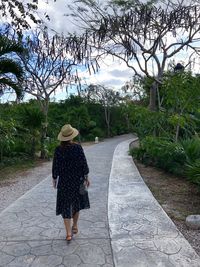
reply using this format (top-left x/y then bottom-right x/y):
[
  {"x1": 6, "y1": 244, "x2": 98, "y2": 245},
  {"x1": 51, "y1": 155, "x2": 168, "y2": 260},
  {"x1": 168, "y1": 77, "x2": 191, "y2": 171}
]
[{"x1": 1, "y1": 0, "x2": 200, "y2": 102}]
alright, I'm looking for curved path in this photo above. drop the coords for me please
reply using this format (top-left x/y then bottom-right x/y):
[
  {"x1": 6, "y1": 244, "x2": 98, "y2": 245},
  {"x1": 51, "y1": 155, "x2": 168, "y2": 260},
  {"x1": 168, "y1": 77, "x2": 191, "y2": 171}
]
[
  {"x1": 0, "y1": 135, "x2": 199, "y2": 267},
  {"x1": 109, "y1": 139, "x2": 200, "y2": 267}
]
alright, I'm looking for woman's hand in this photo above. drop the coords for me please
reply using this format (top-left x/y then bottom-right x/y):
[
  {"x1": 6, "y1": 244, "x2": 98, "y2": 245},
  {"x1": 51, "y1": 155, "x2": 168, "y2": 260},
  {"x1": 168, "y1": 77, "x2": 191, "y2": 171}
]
[
  {"x1": 52, "y1": 178, "x2": 57, "y2": 189},
  {"x1": 84, "y1": 179, "x2": 90, "y2": 188}
]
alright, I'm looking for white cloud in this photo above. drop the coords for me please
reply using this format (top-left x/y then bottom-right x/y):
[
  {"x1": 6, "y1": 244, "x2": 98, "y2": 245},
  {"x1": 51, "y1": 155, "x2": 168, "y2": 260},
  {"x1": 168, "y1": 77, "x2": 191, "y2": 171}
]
[{"x1": 22, "y1": 0, "x2": 200, "y2": 101}]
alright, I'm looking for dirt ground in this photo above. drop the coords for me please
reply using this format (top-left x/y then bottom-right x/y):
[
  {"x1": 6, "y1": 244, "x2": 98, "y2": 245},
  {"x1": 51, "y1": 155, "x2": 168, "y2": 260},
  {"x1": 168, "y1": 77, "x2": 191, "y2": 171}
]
[{"x1": 134, "y1": 159, "x2": 200, "y2": 256}]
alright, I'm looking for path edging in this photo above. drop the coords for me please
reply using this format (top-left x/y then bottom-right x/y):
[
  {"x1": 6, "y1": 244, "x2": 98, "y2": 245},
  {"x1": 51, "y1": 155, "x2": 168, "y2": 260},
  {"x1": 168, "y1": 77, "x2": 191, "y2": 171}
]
[{"x1": 108, "y1": 138, "x2": 200, "y2": 267}]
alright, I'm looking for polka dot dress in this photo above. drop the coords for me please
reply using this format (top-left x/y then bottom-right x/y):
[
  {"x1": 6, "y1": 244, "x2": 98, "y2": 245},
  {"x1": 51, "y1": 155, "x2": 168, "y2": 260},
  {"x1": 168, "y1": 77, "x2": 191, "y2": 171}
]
[{"x1": 52, "y1": 143, "x2": 90, "y2": 219}]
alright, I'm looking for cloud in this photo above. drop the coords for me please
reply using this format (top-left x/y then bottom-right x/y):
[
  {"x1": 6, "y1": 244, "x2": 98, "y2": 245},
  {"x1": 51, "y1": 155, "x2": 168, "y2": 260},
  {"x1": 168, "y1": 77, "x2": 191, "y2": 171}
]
[
  {"x1": 103, "y1": 78, "x2": 125, "y2": 87},
  {"x1": 31, "y1": 0, "x2": 200, "y2": 100},
  {"x1": 37, "y1": 0, "x2": 79, "y2": 34},
  {"x1": 109, "y1": 69, "x2": 133, "y2": 78}
]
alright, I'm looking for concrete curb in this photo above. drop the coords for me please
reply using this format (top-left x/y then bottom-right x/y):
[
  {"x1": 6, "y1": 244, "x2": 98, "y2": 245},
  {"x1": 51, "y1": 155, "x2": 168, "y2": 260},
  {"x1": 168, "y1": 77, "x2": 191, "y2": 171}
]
[{"x1": 108, "y1": 138, "x2": 200, "y2": 267}]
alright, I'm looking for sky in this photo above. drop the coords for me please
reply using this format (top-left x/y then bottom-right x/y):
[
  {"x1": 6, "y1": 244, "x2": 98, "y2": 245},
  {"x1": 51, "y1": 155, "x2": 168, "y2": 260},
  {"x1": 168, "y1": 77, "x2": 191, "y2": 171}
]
[
  {"x1": 1, "y1": 0, "x2": 200, "y2": 102},
  {"x1": 35, "y1": 0, "x2": 200, "y2": 98},
  {"x1": 1, "y1": 0, "x2": 136, "y2": 102},
  {"x1": 36, "y1": 0, "x2": 136, "y2": 96}
]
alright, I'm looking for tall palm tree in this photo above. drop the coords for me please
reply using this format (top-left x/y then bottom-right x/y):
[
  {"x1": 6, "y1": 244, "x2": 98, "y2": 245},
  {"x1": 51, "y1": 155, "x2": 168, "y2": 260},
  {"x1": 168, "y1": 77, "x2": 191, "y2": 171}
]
[{"x1": 0, "y1": 35, "x2": 24, "y2": 99}]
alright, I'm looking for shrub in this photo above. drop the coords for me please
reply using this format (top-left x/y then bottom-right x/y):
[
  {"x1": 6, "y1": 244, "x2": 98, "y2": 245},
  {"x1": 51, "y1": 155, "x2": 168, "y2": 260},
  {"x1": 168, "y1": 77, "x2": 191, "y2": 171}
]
[
  {"x1": 180, "y1": 138, "x2": 200, "y2": 163},
  {"x1": 45, "y1": 139, "x2": 59, "y2": 159},
  {"x1": 131, "y1": 136, "x2": 186, "y2": 175},
  {"x1": 91, "y1": 127, "x2": 104, "y2": 138},
  {"x1": 185, "y1": 159, "x2": 200, "y2": 186},
  {"x1": 86, "y1": 133, "x2": 95, "y2": 141}
]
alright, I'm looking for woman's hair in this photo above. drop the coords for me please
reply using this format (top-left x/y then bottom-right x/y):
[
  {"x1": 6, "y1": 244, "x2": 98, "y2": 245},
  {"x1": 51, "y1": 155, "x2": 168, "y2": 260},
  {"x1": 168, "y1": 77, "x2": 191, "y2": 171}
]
[{"x1": 60, "y1": 141, "x2": 72, "y2": 147}]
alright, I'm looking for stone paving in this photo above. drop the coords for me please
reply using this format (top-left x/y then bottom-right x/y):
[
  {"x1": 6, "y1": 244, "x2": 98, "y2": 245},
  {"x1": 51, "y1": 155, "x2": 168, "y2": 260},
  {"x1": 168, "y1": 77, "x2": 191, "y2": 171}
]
[
  {"x1": 109, "y1": 139, "x2": 200, "y2": 267},
  {"x1": 0, "y1": 135, "x2": 131, "y2": 267},
  {"x1": 0, "y1": 135, "x2": 200, "y2": 267}
]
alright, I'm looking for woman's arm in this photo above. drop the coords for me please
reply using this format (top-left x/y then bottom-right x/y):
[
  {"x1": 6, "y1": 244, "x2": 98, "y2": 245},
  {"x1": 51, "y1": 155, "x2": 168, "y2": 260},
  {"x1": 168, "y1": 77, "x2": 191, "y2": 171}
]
[
  {"x1": 79, "y1": 145, "x2": 90, "y2": 187},
  {"x1": 79, "y1": 145, "x2": 89, "y2": 176},
  {"x1": 52, "y1": 148, "x2": 59, "y2": 188}
]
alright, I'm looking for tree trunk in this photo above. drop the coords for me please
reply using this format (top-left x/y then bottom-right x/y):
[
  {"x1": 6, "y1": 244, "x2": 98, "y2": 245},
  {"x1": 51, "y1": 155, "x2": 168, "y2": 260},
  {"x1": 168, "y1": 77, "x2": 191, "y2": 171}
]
[
  {"x1": 31, "y1": 136, "x2": 36, "y2": 158},
  {"x1": 104, "y1": 106, "x2": 111, "y2": 137},
  {"x1": 40, "y1": 100, "x2": 49, "y2": 159},
  {"x1": 175, "y1": 124, "x2": 180, "y2": 142},
  {"x1": 149, "y1": 82, "x2": 157, "y2": 111}
]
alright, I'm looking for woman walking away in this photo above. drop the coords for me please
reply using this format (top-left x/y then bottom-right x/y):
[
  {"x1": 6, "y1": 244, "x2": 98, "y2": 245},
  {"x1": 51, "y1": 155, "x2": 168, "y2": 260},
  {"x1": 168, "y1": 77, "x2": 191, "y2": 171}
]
[{"x1": 52, "y1": 124, "x2": 90, "y2": 241}]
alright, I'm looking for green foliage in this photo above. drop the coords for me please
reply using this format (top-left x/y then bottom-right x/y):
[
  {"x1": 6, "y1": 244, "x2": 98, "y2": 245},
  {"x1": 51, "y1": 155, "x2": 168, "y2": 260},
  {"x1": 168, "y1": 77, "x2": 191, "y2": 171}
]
[
  {"x1": 180, "y1": 138, "x2": 200, "y2": 164},
  {"x1": 160, "y1": 72, "x2": 200, "y2": 140},
  {"x1": 20, "y1": 106, "x2": 44, "y2": 129},
  {"x1": 131, "y1": 136, "x2": 200, "y2": 186},
  {"x1": 0, "y1": 93, "x2": 130, "y2": 165},
  {"x1": 0, "y1": 119, "x2": 16, "y2": 161},
  {"x1": 127, "y1": 104, "x2": 171, "y2": 139},
  {"x1": 89, "y1": 127, "x2": 104, "y2": 140},
  {"x1": 0, "y1": 35, "x2": 24, "y2": 99},
  {"x1": 161, "y1": 72, "x2": 200, "y2": 113},
  {"x1": 45, "y1": 139, "x2": 59, "y2": 159},
  {"x1": 132, "y1": 136, "x2": 186, "y2": 175},
  {"x1": 185, "y1": 160, "x2": 200, "y2": 186}
]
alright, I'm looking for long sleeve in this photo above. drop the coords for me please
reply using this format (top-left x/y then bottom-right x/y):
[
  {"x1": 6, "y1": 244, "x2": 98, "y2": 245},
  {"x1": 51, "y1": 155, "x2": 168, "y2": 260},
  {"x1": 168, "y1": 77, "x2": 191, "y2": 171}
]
[
  {"x1": 79, "y1": 146, "x2": 89, "y2": 176},
  {"x1": 52, "y1": 148, "x2": 59, "y2": 179}
]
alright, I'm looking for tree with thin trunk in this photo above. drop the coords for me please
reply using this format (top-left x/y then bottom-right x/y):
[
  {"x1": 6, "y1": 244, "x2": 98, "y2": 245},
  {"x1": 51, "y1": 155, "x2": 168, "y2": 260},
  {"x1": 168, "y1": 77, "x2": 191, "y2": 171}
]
[
  {"x1": 69, "y1": 0, "x2": 200, "y2": 111},
  {"x1": 19, "y1": 27, "x2": 96, "y2": 158},
  {"x1": 81, "y1": 84, "x2": 120, "y2": 136},
  {"x1": 161, "y1": 71, "x2": 200, "y2": 141}
]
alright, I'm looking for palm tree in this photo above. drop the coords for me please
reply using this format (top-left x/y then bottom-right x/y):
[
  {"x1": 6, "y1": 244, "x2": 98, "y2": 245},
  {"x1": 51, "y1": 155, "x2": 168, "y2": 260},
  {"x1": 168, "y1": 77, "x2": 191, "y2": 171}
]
[
  {"x1": 20, "y1": 105, "x2": 45, "y2": 158},
  {"x1": 0, "y1": 35, "x2": 24, "y2": 99}
]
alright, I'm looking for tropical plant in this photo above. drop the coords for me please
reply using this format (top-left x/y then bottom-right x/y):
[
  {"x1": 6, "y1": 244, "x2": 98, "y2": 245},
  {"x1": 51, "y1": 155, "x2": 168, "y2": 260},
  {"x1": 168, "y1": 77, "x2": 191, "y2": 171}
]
[
  {"x1": 180, "y1": 138, "x2": 200, "y2": 164},
  {"x1": 132, "y1": 136, "x2": 186, "y2": 175},
  {"x1": 20, "y1": 106, "x2": 45, "y2": 157},
  {"x1": 0, "y1": 35, "x2": 24, "y2": 99},
  {"x1": 0, "y1": 119, "x2": 16, "y2": 162},
  {"x1": 161, "y1": 72, "x2": 200, "y2": 141},
  {"x1": 185, "y1": 160, "x2": 200, "y2": 186}
]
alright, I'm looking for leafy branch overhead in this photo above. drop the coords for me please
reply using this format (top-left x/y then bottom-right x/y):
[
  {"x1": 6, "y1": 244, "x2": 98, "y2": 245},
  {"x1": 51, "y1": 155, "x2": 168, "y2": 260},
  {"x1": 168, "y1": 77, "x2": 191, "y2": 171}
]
[
  {"x1": 0, "y1": 0, "x2": 41, "y2": 31},
  {"x1": 70, "y1": 0, "x2": 200, "y2": 110},
  {"x1": 19, "y1": 27, "x2": 99, "y2": 102},
  {"x1": 17, "y1": 26, "x2": 98, "y2": 158}
]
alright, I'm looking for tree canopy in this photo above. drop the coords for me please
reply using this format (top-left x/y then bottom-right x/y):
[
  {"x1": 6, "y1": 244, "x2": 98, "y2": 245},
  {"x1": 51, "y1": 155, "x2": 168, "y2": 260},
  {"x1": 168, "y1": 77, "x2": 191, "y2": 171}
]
[{"x1": 69, "y1": 0, "x2": 200, "y2": 110}]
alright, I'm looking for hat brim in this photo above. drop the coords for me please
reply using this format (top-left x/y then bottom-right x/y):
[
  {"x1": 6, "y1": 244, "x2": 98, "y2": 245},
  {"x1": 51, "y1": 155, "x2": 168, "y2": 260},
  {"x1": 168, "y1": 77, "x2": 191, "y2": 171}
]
[{"x1": 57, "y1": 128, "x2": 79, "y2": 141}]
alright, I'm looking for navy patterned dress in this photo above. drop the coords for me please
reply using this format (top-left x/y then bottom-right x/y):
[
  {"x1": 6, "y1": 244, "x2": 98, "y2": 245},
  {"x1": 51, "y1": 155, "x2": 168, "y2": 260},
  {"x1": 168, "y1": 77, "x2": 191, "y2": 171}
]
[{"x1": 52, "y1": 143, "x2": 90, "y2": 218}]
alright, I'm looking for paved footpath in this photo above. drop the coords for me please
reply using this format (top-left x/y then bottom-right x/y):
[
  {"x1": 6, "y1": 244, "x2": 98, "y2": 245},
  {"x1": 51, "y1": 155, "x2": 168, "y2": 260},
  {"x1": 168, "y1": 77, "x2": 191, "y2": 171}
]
[
  {"x1": 0, "y1": 135, "x2": 131, "y2": 267},
  {"x1": 0, "y1": 135, "x2": 199, "y2": 267}
]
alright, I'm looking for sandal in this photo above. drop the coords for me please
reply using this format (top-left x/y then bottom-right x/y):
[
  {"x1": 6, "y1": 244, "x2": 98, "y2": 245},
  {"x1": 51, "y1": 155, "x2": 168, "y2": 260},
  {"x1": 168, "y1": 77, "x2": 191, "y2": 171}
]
[
  {"x1": 66, "y1": 235, "x2": 72, "y2": 241},
  {"x1": 72, "y1": 226, "x2": 78, "y2": 234}
]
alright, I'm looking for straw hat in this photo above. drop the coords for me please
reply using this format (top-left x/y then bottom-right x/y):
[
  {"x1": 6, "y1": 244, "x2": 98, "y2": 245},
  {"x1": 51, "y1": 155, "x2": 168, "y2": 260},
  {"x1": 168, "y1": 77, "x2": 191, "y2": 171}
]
[{"x1": 57, "y1": 124, "x2": 79, "y2": 141}]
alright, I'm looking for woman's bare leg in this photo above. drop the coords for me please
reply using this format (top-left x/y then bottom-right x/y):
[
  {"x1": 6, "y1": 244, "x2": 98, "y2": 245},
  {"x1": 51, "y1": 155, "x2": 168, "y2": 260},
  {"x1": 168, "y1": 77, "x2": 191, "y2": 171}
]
[
  {"x1": 72, "y1": 212, "x2": 79, "y2": 231},
  {"x1": 63, "y1": 219, "x2": 71, "y2": 237}
]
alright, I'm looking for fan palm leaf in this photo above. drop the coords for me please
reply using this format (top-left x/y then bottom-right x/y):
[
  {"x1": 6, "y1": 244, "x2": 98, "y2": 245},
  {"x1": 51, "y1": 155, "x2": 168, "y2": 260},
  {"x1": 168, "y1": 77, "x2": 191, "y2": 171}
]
[
  {"x1": 0, "y1": 58, "x2": 23, "y2": 81},
  {"x1": 0, "y1": 77, "x2": 22, "y2": 99},
  {"x1": 0, "y1": 35, "x2": 25, "y2": 99},
  {"x1": 0, "y1": 36, "x2": 24, "y2": 57}
]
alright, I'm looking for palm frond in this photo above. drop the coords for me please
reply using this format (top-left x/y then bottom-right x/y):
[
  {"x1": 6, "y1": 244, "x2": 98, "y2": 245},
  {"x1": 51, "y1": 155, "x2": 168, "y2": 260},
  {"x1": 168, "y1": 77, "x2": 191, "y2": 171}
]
[
  {"x1": 0, "y1": 58, "x2": 24, "y2": 81},
  {"x1": 0, "y1": 77, "x2": 23, "y2": 99},
  {"x1": 0, "y1": 35, "x2": 24, "y2": 57}
]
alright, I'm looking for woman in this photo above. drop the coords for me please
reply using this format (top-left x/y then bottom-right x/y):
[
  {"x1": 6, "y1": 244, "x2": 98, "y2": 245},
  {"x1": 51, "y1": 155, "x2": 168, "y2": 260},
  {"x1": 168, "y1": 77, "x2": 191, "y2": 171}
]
[{"x1": 52, "y1": 124, "x2": 90, "y2": 241}]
